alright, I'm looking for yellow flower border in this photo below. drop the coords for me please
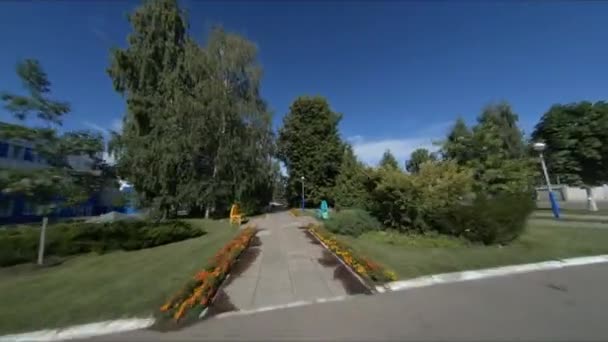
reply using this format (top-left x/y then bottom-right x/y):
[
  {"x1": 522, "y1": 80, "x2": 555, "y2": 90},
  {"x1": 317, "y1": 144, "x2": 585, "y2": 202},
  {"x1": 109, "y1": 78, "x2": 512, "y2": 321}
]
[
  {"x1": 289, "y1": 208, "x2": 303, "y2": 217},
  {"x1": 308, "y1": 224, "x2": 397, "y2": 283}
]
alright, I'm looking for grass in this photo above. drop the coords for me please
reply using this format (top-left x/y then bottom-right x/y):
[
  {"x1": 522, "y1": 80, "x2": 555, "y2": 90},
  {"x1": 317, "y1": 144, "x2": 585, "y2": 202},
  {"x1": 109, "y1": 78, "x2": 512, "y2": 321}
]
[
  {"x1": 338, "y1": 221, "x2": 608, "y2": 281},
  {"x1": 0, "y1": 219, "x2": 237, "y2": 335}
]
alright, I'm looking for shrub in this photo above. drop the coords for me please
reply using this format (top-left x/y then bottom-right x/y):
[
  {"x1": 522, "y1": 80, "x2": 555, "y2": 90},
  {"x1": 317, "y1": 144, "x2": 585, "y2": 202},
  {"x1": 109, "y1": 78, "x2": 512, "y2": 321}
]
[
  {"x1": 0, "y1": 220, "x2": 203, "y2": 266},
  {"x1": 370, "y1": 161, "x2": 474, "y2": 232},
  {"x1": 324, "y1": 209, "x2": 381, "y2": 237},
  {"x1": 432, "y1": 192, "x2": 535, "y2": 245}
]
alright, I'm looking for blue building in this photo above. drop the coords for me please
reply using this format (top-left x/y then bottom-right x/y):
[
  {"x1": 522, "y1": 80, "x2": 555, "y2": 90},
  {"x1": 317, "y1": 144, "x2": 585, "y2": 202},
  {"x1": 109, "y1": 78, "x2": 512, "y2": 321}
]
[{"x1": 0, "y1": 131, "x2": 122, "y2": 225}]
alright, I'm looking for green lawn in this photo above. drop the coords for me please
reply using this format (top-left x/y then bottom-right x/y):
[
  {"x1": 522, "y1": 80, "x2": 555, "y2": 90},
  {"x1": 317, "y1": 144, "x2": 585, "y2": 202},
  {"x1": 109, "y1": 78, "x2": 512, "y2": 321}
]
[
  {"x1": 339, "y1": 221, "x2": 608, "y2": 281},
  {"x1": 0, "y1": 219, "x2": 237, "y2": 335}
]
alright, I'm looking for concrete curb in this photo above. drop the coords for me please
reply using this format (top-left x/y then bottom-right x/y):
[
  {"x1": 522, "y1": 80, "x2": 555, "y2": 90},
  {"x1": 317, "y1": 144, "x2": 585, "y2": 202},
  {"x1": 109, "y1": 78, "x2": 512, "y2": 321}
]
[
  {"x1": 0, "y1": 318, "x2": 155, "y2": 342},
  {"x1": 375, "y1": 254, "x2": 608, "y2": 293},
  {"x1": 307, "y1": 228, "x2": 376, "y2": 294}
]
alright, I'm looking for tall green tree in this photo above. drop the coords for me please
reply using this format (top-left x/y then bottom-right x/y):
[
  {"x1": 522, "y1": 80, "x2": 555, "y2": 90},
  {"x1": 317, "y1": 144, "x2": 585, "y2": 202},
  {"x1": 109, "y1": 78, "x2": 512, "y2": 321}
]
[
  {"x1": 109, "y1": 1, "x2": 273, "y2": 217},
  {"x1": 378, "y1": 149, "x2": 400, "y2": 170},
  {"x1": 332, "y1": 144, "x2": 369, "y2": 209},
  {"x1": 1, "y1": 59, "x2": 106, "y2": 264},
  {"x1": 1, "y1": 59, "x2": 106, "y2": 207},
  {"x1": 200, "y1": 27, "x2": 274, "y2": 217},
  {"x1": 108, "y1": 0, "x2": 188, "y2": 217},
  {"x1": 531, "y1": 101, "x2": 608, "y2": 186},
  {"x1": 442, "y1": 117, "x2": 472, "y2": 163},
  {"x1": 1, "y1": 59, "x2": 70, "y2": 125},
  {"x1": 441, "y1": 103, "x2": 534, "y2": 194},
  {"x1": 277, "y1": 96, "x2": 343, "y2": 206},
  {"x1": 406, "y1": 148, "x2": 436, "y2": 174}
]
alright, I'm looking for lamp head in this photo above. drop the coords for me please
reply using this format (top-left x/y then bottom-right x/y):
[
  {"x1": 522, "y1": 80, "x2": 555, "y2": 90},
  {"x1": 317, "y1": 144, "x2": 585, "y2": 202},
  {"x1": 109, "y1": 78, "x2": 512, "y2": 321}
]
[{"x1": 533, "y1": 142, "x2": 546, "y2": 152}]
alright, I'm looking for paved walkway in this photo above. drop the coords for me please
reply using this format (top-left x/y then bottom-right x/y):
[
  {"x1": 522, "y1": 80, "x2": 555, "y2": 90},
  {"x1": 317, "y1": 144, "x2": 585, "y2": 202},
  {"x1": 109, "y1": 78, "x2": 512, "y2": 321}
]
[{"x1": 208, "y1": 211, "x2": 369, "y2": 316}]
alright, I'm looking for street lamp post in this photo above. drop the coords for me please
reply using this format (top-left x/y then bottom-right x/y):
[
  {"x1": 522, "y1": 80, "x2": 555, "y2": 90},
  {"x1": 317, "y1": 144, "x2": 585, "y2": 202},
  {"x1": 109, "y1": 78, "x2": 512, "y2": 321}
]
[
  {"x1": 533, "y1": 142, "x2": 560, "y2": 219},
  {"x1": 301, "y1": 176, "x2": 305, "y2": 212}
]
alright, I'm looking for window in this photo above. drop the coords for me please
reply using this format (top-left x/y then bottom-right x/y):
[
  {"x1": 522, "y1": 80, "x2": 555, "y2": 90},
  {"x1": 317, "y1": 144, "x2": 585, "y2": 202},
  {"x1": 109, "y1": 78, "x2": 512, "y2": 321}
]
[
  {"x1": 0, "y1": 200, "x2": 14, "y2": 218},
  {"x1": 11, "y1": 145, "x2": 23, "y2": 160},
  {"x1": 22, "y1": 202, "x2": 40, "y2": 216},
  {"x1": 24, "y1": 148, "x2": 34, "y2": 162},
  {"x1": 0, "y1": 142, "x2": 8, "y2": 158}
]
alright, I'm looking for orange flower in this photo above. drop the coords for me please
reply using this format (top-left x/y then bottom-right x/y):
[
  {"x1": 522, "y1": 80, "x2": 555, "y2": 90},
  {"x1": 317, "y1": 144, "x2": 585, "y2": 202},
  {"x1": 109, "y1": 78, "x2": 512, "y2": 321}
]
[{"x1": 195, "y1": 271, "x2": 209, "y2": 281}]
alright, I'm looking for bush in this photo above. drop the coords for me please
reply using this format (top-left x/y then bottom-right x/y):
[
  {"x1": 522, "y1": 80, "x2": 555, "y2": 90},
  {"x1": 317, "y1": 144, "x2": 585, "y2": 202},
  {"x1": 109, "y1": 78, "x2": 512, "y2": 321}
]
[
  {"x1": 0, "y1": 220, "x2": 203, "y2": 266},
  {"x1": 370, "y1": 161, "x2": 474, "y2": 232},
  {"x1": 324, "y1": 209, "x2": 381, "y2": 237},
  {"x1": 432, "y1": 192, "x2": 535, "y2": 244}
]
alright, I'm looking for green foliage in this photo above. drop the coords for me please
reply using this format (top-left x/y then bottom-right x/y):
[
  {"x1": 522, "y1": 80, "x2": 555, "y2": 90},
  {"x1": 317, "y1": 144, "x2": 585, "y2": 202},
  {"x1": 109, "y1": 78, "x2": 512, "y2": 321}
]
[
  {"x1": 1, "y1": 59, "x2": 70, "y2": 125},
  {"x1": 0, "y1": 60, "x2": 108, "y2": 212},
  {"x1": 108, "y1": 0, "x2": 274, "y2": 217},
  {"x1": 406, "y1": 148, "x2": 437, "y2": 174},
  {"x1": 324, "y1": 209, "x2": 381, "y2": 237},
  {"x1": 0, "y1": 220, "x2": 201, "y2": 266},
  {"x1": 441, "y1": 103, "x2": 535, "y2": 195},
  {"x1": 431, "y1": 192, "x2": 535, "y2": 245},
  {"x1": 531, "y1": 101, "x2": 608, "y2": 186},
  {"x1": 332, "y1": 145, "x2": 370, "y2": 209},
  {"x1": 358, "y1": 230, "x2": 469, "y2": 249},
  {"x1": 370, "y1": 161, "x2": 474, "y2": 232},
  {"x1": 277, "y1": 96, "x2": 343, "y2": 206},
  {"x1": 378, "y1": 149, "x2": 400, "y2": 170}
]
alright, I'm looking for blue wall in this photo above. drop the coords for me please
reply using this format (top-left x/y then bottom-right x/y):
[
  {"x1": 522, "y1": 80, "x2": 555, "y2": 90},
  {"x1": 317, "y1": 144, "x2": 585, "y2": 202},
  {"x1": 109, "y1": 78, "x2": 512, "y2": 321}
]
[{"x1": 0, "y1": 193, "x2": 120, "y2": 225}]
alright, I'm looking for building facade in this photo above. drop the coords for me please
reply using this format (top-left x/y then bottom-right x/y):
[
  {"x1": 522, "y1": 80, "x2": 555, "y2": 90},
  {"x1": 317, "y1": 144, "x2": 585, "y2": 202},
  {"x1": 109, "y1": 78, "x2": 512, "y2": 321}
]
[{"x1": 0, "y1": 136, "x2": 122, "y2": 224}]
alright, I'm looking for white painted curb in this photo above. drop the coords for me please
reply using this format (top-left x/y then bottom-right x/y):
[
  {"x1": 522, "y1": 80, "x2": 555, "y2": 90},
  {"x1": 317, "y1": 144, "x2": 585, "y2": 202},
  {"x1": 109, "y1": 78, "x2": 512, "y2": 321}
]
[
  {"x1": 375, "y1": 254, "x2": 608, "y2": 293},
  {"x1": 212, "y1": 295, "x2": 348, "y2": 319},
  {"x1": 0, "y1": 318, "x2": 155, "y2": 342}
]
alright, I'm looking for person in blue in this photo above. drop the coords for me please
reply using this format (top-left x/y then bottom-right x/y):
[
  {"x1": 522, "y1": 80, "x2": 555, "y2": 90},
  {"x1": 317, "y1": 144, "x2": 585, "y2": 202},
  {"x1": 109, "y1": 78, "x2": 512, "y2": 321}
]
[{"x1": 317, "y1": 200, "x2": 329, "y2": 220}]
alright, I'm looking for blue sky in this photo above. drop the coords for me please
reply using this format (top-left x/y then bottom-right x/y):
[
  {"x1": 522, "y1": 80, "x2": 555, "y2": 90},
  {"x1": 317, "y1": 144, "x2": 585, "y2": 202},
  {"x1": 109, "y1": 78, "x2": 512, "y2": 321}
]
[{"x1": 1, "y1": 1, "x2": 607, "y2": 166}]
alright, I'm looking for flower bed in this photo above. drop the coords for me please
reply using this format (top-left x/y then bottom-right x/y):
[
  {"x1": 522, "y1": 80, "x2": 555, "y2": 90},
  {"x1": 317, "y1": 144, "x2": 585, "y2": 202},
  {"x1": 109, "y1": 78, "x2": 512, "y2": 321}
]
[
  {"x1": 289, "y1": 208, "x2": 303, "y2": 217},
  {"x1": 158, "y1": 226, "x2": 257, "y2": 325},
  {"x1": 308, "y1": 224, "x2": 397, "y2": 284}
]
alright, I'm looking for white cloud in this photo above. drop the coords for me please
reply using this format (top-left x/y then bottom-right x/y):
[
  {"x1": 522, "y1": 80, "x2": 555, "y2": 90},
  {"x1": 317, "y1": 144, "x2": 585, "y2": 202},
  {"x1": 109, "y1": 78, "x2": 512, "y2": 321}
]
[
  {"x1": 111, "y1": 118, "x2": 123, "y2": 133},
  {"x1": 82, "y1": 118, "x2": 123, "y2": 135},
  {"x1": 348, "y1": 120, "x2": 452, "y2": 166},
  {"x1": 102, "y1": 151, "x2": 116, "y2": 165},
  {"x1": 83, "y1": 121, "x2": 110, "y2": 135},
  {"x1": 351, "y1": 137, "x2": 437, "y2": 167}
]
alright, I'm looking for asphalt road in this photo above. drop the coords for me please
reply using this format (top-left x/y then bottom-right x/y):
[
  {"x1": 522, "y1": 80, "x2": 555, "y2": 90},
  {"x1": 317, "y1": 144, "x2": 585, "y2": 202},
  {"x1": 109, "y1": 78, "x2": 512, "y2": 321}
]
[{"x1": 86, "y1": 263, "x2": 608, "y2": 341}]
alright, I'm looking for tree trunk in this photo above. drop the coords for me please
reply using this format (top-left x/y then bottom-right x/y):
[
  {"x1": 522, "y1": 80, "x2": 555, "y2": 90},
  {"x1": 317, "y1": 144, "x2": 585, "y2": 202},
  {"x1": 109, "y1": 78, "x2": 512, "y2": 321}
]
[
  {"x1": 586, "y1": 187, "x2": 598, "y2": 212},
  {"x1": 37, "y1": 216, "x2": 48, "y2": 265}
]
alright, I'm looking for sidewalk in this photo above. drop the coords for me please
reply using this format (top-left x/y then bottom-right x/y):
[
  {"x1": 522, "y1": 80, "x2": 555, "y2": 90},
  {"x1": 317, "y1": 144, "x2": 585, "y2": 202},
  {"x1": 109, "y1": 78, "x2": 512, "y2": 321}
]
[{"x1": 209, "y1": 211, "x2": 369, "y2": 316}]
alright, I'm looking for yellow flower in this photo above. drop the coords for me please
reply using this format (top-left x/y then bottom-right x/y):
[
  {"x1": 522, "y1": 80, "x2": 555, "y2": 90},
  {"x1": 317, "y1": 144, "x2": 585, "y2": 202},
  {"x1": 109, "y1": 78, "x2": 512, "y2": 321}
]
[{"x1": 384, "y1": 270, "x2": 398, "y2": 281}]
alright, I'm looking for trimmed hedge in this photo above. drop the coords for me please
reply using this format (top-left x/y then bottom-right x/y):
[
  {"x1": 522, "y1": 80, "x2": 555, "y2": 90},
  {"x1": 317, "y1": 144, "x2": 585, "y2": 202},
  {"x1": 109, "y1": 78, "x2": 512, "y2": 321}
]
[
  {"x1": 432, "y1": 192, "x2": 535, "y2": 245},
  {"x1": 0, "y1": 220, "x2": 203, "y2": 266},
  {"x1": 324, "y1": 209, "x2": 381, "y2": 237}
]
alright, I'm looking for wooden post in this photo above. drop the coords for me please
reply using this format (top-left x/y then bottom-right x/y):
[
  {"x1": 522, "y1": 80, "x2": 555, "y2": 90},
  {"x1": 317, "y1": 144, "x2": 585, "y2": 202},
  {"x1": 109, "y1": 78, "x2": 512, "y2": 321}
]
[{"x1": 37, "y1": 216, "x2": 48, "y2": 265}]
